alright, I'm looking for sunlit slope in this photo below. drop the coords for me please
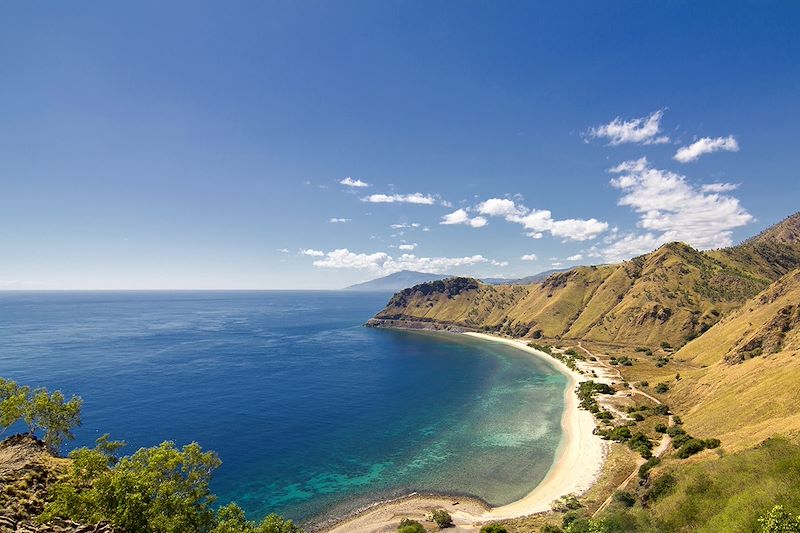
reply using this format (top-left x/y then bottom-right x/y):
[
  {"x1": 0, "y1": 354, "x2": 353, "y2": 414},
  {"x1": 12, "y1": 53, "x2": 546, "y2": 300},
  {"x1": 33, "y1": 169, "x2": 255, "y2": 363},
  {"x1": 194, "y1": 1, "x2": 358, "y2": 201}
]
[
  {"x1": 669, "y1": 269, "x2": 800, "y2": 449},
  {"x1": 372, "y1": 212, "x2": 800, "y2": 348}
]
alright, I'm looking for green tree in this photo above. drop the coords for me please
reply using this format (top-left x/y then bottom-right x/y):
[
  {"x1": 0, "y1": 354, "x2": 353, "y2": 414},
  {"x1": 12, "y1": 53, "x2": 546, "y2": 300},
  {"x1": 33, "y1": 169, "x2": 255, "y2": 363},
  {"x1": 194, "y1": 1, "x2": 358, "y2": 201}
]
[
  {"x1": 397, "y1": 518, "x2": 426, "y2": 533},
  {"x1": 42, "y1": 440, "x2": 222, "y2": 533},
  {"x1": 212, "y1": 503, "x2": 302, "y2": 533},
  {"x1": 432, "y1": 508, "x2": 453, "y2": 528},
  {"x1": 758, "y1": 505, "x2": 800, "y2": 533},
  {"x1": 480, "y1": 525, "x2": 509, "y2": 533}
]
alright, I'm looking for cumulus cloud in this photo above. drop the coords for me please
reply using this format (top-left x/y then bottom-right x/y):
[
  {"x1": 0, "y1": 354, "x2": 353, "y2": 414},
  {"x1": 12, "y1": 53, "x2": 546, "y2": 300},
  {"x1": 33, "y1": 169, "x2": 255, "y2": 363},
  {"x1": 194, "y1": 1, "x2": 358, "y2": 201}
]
[
  {"x1": 674, "y1": 135, "x2": 739, "y2": 163},
  {"x1": 567, "y1": 254, "x2": 583, "y2": 261},
  {"x1": 329, "y1": 217, "x2": 351, "y2": 223},
  {"x1": 362, "y1": 192, "x2": 438, "y2": 205},
  {"x1": 440, "y1": 208, "x2": 488, "y2": 228},
  {"x1": 601, "y1": 158, "x2": 753, "y2": 261},
  {"x1": 520, "y1": 254, "x2": 538, "y2": 261},
  {"x1": 340, "y1": 177, "x2": 369, "y2": 187},
  {"x1": 476, "y1": 199, "x2": 608, "y2": 241},
  {"x1": 587, "y1": 110, "x2": 669, "y2": 146},
  {"x1": 300, "y1": 248, "x2": 325, "y2": 257},
  {"x1": 398, "y1": 243, "x2": 417, "y2": 250},
  {"x1": 310, "y1": 248, "x2": 496, "y2": 275}
]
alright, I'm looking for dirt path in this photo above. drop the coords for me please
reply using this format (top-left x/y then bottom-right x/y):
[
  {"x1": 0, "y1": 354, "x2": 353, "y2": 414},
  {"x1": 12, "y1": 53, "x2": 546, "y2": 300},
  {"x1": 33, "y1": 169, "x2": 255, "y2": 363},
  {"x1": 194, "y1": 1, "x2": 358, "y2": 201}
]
[{"x1": 577, "y1": 344, "x2": 673, "y2": 518}]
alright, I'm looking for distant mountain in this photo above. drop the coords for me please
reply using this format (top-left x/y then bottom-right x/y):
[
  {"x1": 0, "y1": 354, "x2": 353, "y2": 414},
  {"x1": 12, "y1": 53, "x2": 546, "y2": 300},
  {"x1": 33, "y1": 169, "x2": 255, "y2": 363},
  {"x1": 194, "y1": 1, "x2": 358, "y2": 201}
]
[
  {"x1": 482, "y1": 268, "x2": 573, "y2": 285},
  {"x1": 343, "y1": 270, "x2": 451, "y2": 292}
]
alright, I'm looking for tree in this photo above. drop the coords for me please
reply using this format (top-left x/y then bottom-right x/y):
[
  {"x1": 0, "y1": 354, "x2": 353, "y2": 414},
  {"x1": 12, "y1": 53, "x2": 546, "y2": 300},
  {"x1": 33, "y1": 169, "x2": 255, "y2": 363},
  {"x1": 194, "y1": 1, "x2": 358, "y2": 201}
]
[
  {"x1": 397, "y1": 518, "x2": 426, "y2": 533},
  {"x1": 212, "y1": 503, "x2": 301, "y2": 533},
  {"x1": 758, "y1": 505, "x2": 800, "y2": 532},
  {"x1": 431, "y1": 509, "x2": 453, "y2": 528},
  {"x1": 480, "y1": 525, "x2": 509, "y2": 533},
  {"x1": 41, "y1": 440, "x2": 222, "y2": 533}
]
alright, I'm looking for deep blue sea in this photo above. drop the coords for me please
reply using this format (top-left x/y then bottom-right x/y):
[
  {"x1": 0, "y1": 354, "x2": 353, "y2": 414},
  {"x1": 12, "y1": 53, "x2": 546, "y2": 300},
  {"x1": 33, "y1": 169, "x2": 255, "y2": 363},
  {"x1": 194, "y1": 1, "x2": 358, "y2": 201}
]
[{"x1": 0, "y1": 291, "x2": 566, "y2": 526}]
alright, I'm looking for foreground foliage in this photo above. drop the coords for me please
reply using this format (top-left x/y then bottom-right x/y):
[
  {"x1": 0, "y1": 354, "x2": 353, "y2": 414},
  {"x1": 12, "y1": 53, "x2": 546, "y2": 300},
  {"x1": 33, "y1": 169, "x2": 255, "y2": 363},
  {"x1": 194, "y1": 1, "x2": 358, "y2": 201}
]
[{"x1": 0, "y1": 377, "x2": 82, "y2": 453}]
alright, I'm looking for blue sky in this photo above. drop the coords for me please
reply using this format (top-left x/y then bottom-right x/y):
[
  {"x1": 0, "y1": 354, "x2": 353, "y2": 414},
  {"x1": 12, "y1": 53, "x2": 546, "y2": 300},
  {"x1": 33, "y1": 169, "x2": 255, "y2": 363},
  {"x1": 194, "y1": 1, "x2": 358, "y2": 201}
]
[{"x1": 2, "y1": 1, "x2": 799, "y2": 289}]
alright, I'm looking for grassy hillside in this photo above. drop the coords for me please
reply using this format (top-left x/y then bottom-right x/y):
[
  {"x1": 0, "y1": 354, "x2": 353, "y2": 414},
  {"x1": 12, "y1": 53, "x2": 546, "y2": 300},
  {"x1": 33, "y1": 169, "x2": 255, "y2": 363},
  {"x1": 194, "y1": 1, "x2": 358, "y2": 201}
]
[
  {"x1": 371, "y1": 213, "x2": 800, "y2": 348},
  {"x1": 667, "y1": 268, "x2": 800, "y2": 450}
]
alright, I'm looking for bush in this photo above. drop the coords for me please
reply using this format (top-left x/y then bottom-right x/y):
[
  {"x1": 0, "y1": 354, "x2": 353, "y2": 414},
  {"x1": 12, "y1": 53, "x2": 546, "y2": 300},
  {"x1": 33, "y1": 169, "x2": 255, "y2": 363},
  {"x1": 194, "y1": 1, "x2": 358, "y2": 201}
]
[
  {"x1": 654, "y1": 383, "x2": 670, "y2": 394},
  {"x1": 481, "y1": 525, "x2": 509, "y2": 533},
  {"x1": 612, "y1": 490, "x2": 636, "y2": 507},
  {"x1": 660, "y1": 341, "x2": 672, "y2": 350},
  {"x1": 398, "y1": 518, "x2": 426, "y2": 533},
  {"x1": 431, "y1": 509, "x2": 453, "y2": 528},
  {"x1": 655, "y1": 423, "x2": 668, "y2": 433},
  {"x1": 677, "y1": 438, "x2": 707, "y2": 458},
  {"x1": 758, "y1": 505, "x2": 800, "y2": 532},
  {"x1": 638, "y1": 457, "x2": 661, "y2": 479},
  {"x1": 645, "y1": 473, "x2": 676, "y2": 502},
  {"x1": 703, "y1": 438, "x2": 722, "y2": 449},
  {"x1": 552, "y1": 494, "x2": 582, "y2": 512},
  {"x1": 212, "y1": 504, "x2": 301, "y2": 533}
]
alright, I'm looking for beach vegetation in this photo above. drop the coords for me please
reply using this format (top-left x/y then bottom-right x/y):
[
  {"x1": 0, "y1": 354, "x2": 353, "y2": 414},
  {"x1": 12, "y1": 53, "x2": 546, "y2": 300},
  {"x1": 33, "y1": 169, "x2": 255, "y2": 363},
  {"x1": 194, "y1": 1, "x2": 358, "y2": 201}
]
[
  {"x1": 552, "y1": 494, "x2": 583, "y2": 513},
  {"x1": 540, "y1": 525, "x2": 563, "y2": 533},
  {"x1": 212, "y1": 503, "x2": 301, "y2": 533},
  {"x1": 397, "y1": 518, "x2": 426, "y2": 533},
  {"x1": 480, "y1": 525, "x2": 508, "y2": 533},
  {"x1": 431, "y1": 508, "x2": 453, "y2": 528}
]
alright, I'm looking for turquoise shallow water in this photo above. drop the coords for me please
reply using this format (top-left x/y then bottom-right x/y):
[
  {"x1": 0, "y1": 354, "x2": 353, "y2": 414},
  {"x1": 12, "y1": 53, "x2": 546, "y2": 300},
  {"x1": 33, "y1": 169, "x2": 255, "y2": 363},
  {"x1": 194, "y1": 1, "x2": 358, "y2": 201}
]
[{"x1": 0, "y1": 291, "x2": 566, "y2": 526}]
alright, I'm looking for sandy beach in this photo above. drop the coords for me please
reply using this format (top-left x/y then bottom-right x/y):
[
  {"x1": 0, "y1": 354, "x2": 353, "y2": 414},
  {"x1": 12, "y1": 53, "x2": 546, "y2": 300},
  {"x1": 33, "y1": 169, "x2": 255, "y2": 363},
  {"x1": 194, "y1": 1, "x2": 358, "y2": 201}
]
[{"x1": 323, "y1": 332, "x2": 606, "y2": 532}]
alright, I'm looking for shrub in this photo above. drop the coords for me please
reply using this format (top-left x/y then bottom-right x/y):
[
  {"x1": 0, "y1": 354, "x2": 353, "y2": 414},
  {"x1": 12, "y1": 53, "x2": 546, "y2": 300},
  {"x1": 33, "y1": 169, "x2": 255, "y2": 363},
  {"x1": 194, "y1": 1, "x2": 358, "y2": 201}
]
[
  {"x1": 612, "y1": 490, "x2": 636, "y2": 507},
  {"x1": 677, "y1": 438, "x2": 707, "y2": 458},
  {"x1": 481, "y1": 525, "x2": 509, "y2": 533},
  {"x1": 431, "y1": 509, "x2": 453, "y2": 528},
  {"x1": 645, "y1": 473, "x2": 676, "y2": 502},
  {"x1": 552, "y1": 494, "x2": 582, "y2": 512},
  {"x1": 638, "y1": 456, "x2": 661, "y2": 479},
  {"x1": 703, "y1": 438, "x2": 722, "y2": 449},
  {"x1": 654, "y1": 383, "x2": 670, "y2": 393},
  {"x1": 655, "y1": 423, "x2": 668, "y2": 433},
  {"x1": 660, "y1": 341, "x2": 672, "y2": 350},
  {"x1": 632, "y1": 413, "x2": 645, "y2": 422},
  {"x1": 757, "y1": 505, "x2": 800, "y2": 532},
  {"x1": 398, "y1": 518, "x2": 426, "y2": 533},
  {"x1": 639, "y1": 381, "x2": 649, "y2": 387}
]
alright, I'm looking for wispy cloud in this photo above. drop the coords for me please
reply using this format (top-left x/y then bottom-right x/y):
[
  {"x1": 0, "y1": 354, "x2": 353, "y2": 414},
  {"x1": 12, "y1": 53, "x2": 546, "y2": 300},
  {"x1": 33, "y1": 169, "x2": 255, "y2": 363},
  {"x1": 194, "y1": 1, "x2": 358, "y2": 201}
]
[
  {"x1": 362, "y1": 192, "x2": 439, "y2": 205},
  {"x1": 475, "y1": 198, "x2": 608, "y2": 241},
  {"x1": 674, "y1": 135, "x2": 739, "y2": 163},
  {"x1": 329, "y1": 217, "x2": 351, "y2": 223},
  {"x1": 398, "y1": 243, "x2": 417, "y2": 250},
  {"x1": 520, "y1": 253, "x2": 538, "y2": 261},
  {"x1": 300, "y1": 248, "x2": 325, "y2": 257},
  {"x1": 566, "y1": 254, "x2": 583, "y2": 261},
  {"x1": 340, "y1": 177, "x2": 369, "y2": 187},
  {"x1": 440, "y1": 208, "x2": 488, "y2": 228},
  {"x1": 586, "y1": 110, "x2": 669, "y2": 146}
]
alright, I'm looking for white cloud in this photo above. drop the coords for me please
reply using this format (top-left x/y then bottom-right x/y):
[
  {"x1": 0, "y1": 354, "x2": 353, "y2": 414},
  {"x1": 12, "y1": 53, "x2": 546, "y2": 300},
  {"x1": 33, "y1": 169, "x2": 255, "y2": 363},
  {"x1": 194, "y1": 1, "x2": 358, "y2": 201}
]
[
  {"x1": 476, "y1": 198, "x2": 608, "y2": 241},
  {"x1": 440, "y1": 208, "x2": 488, "y2": 228},
  {"x1": 520, "y1": 254, "x2": 538, "y2": 261},
  {"x1": 329, "y1": 217, "x2": 351, "y2": 223},
  {"x1": 300, "y1": 248, "x2": 325, "y2": 257},
  {"x1": 551, "y1": 262, "x2": 563, "y2": 267},
  {"x1": 362, "y1": 193, "x2": 438, "y2": 205},
  {"x1": 602, "y1": 159, "x2": 753, "y2": 261},
  {"x1": 311, "y1": 248, "x2": 496, "y2": 275},
  {"x1": 567, "y1": 254, "x2": 583, "y2": 261},
  {"x1": 587, "y1": 110, "x2": 669, "y2": 146},
  {"x1": 276, "y1": 248, "x2": 290, "y2": 253},
  {"x1": 390, "y1": 222, "x2": 422, "y2": 229},
  {"x1": 701, "y1": 182, "x2": 739, "y2": 193},
  {"x1": 398, "y1": 243, "x2": 417, "y2": 250},
  {"x1": 340, "y1": 177, "x2": 369, "y2": 187},
  {"x1": 674, "y1": 135, "x2": 739, "y2": 163},
  {"x1": 491, "y1": 260, "x2": 509, "y2": 267}
]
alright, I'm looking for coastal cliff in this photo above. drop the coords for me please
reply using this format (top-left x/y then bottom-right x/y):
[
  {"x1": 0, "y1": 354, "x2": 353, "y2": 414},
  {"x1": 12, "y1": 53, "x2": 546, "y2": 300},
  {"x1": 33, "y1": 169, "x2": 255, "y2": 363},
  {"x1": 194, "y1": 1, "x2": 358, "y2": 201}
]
[{"x1": 369, "y1": 212, "x2": 800, "y2": 349}]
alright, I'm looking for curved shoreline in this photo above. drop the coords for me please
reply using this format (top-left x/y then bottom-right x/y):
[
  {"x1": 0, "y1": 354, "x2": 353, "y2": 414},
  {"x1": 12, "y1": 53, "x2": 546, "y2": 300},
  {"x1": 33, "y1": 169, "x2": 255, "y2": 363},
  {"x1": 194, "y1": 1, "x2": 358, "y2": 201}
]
[{"x1": 322, "y1": 332, "x2": 606, "y2": 532}]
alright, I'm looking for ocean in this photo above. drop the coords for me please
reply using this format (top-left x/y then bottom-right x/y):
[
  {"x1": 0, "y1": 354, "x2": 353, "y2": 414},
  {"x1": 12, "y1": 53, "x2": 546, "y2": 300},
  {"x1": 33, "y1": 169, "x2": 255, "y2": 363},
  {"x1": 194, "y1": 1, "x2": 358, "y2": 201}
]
[{"x1": 0, "y1": 291, "x2": 566, "y2": 526}]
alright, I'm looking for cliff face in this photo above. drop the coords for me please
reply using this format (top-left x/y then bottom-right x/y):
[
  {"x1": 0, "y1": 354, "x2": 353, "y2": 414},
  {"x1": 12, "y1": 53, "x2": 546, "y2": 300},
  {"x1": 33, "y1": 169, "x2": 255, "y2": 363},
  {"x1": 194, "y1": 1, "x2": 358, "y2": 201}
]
[
  {"x1": 369, "y1": 212, "x2": 800, "y2": 348},
  {"x1": 0, "y1": 435, "x2": 117, "y2": 533}
]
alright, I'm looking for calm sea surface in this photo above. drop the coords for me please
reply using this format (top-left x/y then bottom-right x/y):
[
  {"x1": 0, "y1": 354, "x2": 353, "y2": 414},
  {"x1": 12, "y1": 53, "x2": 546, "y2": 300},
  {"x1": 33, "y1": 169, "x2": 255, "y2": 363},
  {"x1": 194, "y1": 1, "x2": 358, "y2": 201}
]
[{"x1": 0, "y1": 291, "x2": 566, "y2": 525}]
